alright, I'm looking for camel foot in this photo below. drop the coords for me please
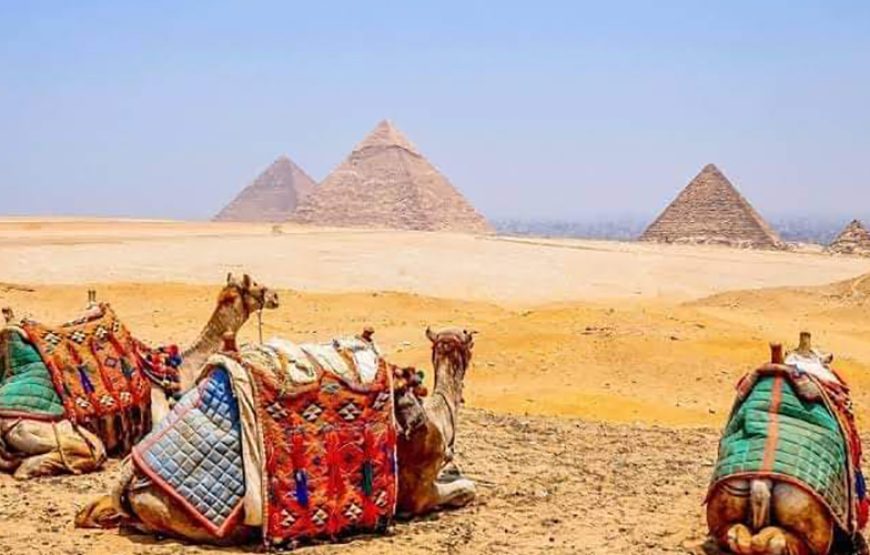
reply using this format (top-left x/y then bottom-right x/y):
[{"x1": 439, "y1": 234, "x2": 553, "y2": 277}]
[
  {"x1": 435, "y1": 477, "x2": 476, "y2": 509},
  {"x1": 76, "y1": 494, "x2": 127, "y2": 529},
  {"x1": 722, "y1": 524, "x2": 808, "y2": 555},
  {"x1": 725, "y1": 523, "x2": 753, "y2": 554}
]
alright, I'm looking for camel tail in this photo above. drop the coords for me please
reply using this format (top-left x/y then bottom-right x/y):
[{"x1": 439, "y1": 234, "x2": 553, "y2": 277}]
[{"x1": 749, "y1": 478, "x2": 772, "y2": 531}]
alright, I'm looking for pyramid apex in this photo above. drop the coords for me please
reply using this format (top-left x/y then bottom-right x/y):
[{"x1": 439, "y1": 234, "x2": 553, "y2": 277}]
[
  {"x1": 354, "y1": 119, "x2": 420, "y2": 155},
  {"x1": 701, "y1": 163, "x2": 722, "y2": 173}
]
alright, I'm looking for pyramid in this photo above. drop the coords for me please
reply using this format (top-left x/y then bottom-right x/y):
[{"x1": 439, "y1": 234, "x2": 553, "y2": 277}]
[
  {"x1": 288, "y1": 120, "x2": 492, "y2": 233},
  {"x1": 827, "y1": 219, "x2": 870, "y2": 256},
  {"x1": 214, "y1": 156, "x2": 316, "y2": 222},
  {"x1": 640, "y1": 164, "x2": 783, "y2": 249}
]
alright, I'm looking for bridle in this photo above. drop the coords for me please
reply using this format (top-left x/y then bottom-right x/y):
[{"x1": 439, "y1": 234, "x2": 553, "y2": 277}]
[{"x1": 220, "y1": 283, "x2": 270, "y2": 344}]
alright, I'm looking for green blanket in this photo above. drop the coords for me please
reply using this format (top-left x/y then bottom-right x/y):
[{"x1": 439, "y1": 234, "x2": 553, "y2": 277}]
[
  {"x1": 0, "y1": 329, "x2": 65, "y2": 419},
  {"x1": 712, "y1": 374, "x2": 850, "y2": 529}
]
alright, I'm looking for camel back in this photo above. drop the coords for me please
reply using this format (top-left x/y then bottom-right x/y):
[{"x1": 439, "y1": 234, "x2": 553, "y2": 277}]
[
  {"x1": 710, "y1": 365, "x2": 867, "y2": 534},
  {"x1": 5, "y1": 305, "x2": 153, "y2": 454},
  {"x1": 133, "y1": 337, "x2": 398, "y2": 547}
]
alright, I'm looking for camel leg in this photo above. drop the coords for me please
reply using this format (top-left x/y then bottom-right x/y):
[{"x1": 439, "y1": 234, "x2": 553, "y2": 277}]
[
  {"x1": 770, "y1": 483, "x2": 833, "y2": 555},
  {"x1": 13, "y1": 450, "x2": 67, "y2": 479},
  {"x1": 127, "y1": 477, "x2": 254, "y2": 544},
  {"x1": 708, "y1": 479, "x2": 752, "y2": 551},
  {"x1": 5, "y1": 420, "x2": 106, "y2": 479}
]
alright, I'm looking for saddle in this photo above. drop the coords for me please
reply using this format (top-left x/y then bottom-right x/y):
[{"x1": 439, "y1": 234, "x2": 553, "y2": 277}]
[
  {"x1": 133, "y1": 335, "x2": 400, "y2": 547},
  {"x1": 0, "y1": 304, "x2": 173, "y2": 455},
  {"x1": 710, "y1": 361, "x2": 868, "y2": 535}
]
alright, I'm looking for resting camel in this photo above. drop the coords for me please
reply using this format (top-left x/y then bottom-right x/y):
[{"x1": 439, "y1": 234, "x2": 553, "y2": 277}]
[
  {"x1": 76, "y1": 327, "x2": 477, "y2": 545},
  {"x1": 0, "y1": 273, "x2": 278, "y2": 480},
  {"x1": 706, "y1": 333, "x2": 869, "y2": 555}
]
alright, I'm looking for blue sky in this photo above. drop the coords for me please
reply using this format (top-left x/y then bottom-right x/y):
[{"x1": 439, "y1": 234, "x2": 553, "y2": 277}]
[{"x1": 1, "y1": 1, "x2": 868, "y2": 221}]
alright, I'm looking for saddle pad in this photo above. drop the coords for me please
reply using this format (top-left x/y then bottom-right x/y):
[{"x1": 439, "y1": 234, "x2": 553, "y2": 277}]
[
  {"x1": 712, "y1": 374, "x2": 852, "y2": 530},
  {"x1": 18, "y1": 305, "x2": 151, "y2": 422},
  {"x1": 241, "y1": 342, "x2": 398, "y2": 548},
  {"x1": 132, "y1": 367, "x2": 246, "y2": 537},
  {"x1": 0, "y1": 328, "x2": 65, "y2": 419}
]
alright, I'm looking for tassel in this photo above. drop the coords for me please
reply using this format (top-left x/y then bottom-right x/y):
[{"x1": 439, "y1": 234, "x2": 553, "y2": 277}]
[
  {"x1": 362, "y1": 462, "x2": 374, "y2": 497},
  {"x1": 78, "y1": 366, "x2": 96, "y2": 394},
  {"x1": 294, "y1": 469, "x2": 309, "y2": 508},
  {"x1": 325, "y1": 431, "x2": 345, "y2": 498},
  {"x1": 291, "y1": 433, "x2": 309, "y2": 508},
  {"x1": 362, "y1": 427, "x2": 377, "y2": 496}
]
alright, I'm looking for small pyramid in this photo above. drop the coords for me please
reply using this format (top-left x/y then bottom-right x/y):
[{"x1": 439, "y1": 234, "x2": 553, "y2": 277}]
[
  {"x1": 827, "y1": 219, "x2": 870, "y2": 256},
  {"x1": 214, "y1": 156, "x2": 316, "y2": 222},
  {"x1": 640, "y1": 164, "x2": 783, "y2": 249},
  {"x1": 289, "y1": 120, "x2": 491, "y2": 233}
]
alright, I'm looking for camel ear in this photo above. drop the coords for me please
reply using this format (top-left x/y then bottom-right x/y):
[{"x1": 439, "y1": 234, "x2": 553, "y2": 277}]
[
  {"x1": 226, "y1": 272, "x2": 234, "y2": 284},
  {"x1": 426, "y1": 327, "x2": 437, "y2": 343},
  {"x1": 242, "y1": 274, "x2": 252, "y2": 289}
]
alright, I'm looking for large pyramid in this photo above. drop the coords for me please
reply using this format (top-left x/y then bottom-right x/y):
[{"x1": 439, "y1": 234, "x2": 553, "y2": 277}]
[
  {"x1": 288, "y1": 120, "x2": 492, "y2": 233},
  {"x1": 214, "y1": 156, "x2": 316, "y2": 222},
  {"x1": 640, "y1": 164, "x2": 783, "y2": 249},
  {"x1": 827, "y1": 219, "x2": 870, "y2": 256}
]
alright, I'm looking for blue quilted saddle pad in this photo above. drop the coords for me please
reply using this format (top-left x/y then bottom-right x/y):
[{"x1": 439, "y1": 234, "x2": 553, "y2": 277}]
[{"x1": 132, "y1": 367, "x2": 245, "y2": 536}]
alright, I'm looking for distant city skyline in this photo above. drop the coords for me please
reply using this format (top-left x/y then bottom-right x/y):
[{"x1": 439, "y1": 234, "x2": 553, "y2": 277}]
[{"x1": 1, "y1": 2, "x2": 868, "y2": 221}]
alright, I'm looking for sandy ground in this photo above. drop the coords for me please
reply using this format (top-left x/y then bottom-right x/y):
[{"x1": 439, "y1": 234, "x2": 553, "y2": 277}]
[{"x1": 2, "y1": 219, "x2": 870, "y2": 554}]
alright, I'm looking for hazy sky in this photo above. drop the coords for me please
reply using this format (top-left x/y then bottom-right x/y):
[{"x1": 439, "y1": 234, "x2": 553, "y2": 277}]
[{"x1": 1, "y1": 1, "x2": 868, "y2": 221}]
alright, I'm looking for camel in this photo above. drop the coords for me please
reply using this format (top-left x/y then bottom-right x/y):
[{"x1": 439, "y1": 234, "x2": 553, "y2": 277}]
[
  {"x1": 706, "y1": 333, "x2": 868, "y2": 555},
  {"x1": 0, "y1": 273, "x2": 278, "y2": 480},
  {"x1": 75, "y1": 327, "x2": 477, "y2": 546}
]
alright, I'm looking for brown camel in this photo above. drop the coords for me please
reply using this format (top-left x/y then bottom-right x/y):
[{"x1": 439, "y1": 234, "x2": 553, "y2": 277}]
[
  {"x1": 75, "y1": 327, "x2": 477, "y2": 545},
  {"x1": 0, "y1": 273, "x2": 278, "y2": 480},
  {"x1": 706, "y1": 334, "x2": 867, "y2": 555}
]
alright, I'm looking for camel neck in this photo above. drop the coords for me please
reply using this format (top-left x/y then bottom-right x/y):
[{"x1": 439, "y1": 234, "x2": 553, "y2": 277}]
[{"x1": 179, "y1": 295, "x2": 247, "y2": 389}]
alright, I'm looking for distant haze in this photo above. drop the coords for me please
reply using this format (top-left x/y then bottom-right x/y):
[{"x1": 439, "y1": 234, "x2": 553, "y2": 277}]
[{"x1": 1, "y1": 2, "x2": 868, "y2": 222}]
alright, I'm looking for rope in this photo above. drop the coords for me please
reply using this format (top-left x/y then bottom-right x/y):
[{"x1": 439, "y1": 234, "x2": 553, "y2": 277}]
[{"x1": 257, "y1": 308, "x2": 264, "y2": 345}]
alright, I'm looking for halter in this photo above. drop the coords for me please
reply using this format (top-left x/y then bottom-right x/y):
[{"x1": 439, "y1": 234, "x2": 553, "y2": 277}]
[{"x1": 220, "y1": 283, "x2": 269, "y2": 344}]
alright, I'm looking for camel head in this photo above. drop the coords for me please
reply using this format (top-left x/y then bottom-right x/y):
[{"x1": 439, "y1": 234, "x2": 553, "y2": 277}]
[
  {"x1": 426, "y1": 327, "x2": 475, "y2": 404},
  {"x1": 1, "y1": 307, "x2": 14, "y2": 324},
  {"x1": 222, "y1": 272, "x2": 279, "y2": 315}
]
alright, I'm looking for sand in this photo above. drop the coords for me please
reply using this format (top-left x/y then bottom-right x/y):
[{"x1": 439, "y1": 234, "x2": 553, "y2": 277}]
[{"x1": 1, "y1": 218, "x2": 870, "y2": 554}]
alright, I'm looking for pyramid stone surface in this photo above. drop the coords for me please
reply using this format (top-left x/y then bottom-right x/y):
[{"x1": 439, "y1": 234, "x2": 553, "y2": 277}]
[
  {"x1": 214, "y1": 156, "x2": 316, "y2": 222},
  {"x1": 827, "y1": 220, "x2": 870, "y2": 256},
  {"x1": 640, "y1": 164, "x2": 783, "y2": 249},
  {"x1": 289, "y1": 121, "x2": 492, "y2": 233}
]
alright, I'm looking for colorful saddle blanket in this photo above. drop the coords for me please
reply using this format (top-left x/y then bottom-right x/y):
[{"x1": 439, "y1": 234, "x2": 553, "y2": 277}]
[
  {"x1": 133, "y1": 367, "x2": 246, "y2": 536},
  {"x1": 5, "y1": 305, "x2": 154, "y2": 454},
  {"x1": 710, "y1": 364, "x2": 867, "y2": 533},
  {"x1": 0, "y1": 328, "x2": 65, "y2": 419},
  {"x1": 133, "y1": 336, "x2": 399, "y2": 547}
]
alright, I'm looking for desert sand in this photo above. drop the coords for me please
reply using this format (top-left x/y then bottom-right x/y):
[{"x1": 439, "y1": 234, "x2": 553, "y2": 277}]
[{"x1": 2, "y1": 218, "x2": 870, "y2": 554}]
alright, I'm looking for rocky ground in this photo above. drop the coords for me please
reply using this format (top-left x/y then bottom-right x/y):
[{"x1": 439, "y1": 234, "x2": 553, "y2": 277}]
[{"x1": 0, "y1": 409, "x2": 724, "y2": 555}]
